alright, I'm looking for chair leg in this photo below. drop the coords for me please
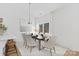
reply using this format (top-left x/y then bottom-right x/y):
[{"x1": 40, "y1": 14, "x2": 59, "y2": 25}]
[
  {"x1": 30, "y1": 47, "x2": 32, "y2": 53},
  {"x1": 42, "y1": 46, "x2": 45, "y2": 49},
  {"x1": 25, "y1": 42, "x2": 27, "y2": 48},
  {"x1": 23, "y1": 41, "x2": 26, "y2": 48},
  {"x1": 27, "y1": 46, "x2": 29, "y2": 49},
  {"x1": 50, "y1": 48, "x2": 52, "y2": 56},
  {"x1": 27, "y1": 46, "x2": 32, "y2": 53},
  {"x1": 23, "y1": 42, "x2": 25, "y2": 46},
  {"x1": 53, "y1": 47, "x2": 56, "y2": 53}
]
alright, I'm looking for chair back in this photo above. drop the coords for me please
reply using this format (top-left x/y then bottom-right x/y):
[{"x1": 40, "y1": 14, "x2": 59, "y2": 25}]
[
  {"x1": 43, "y1": 35, "x2": 56, "y2": 48},
  {"x1": 22, "y1": 33, "x2": 27, "y2": 41},
  {"x1": 26, "y1": 35, "x2": 36, "y2": 46}
]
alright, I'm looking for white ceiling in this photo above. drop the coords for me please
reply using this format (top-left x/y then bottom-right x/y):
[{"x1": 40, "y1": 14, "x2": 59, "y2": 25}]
[
  {"x1": 24, "y1": 3, "x2": 67, "y2": 20},
  {"x1": 0, "y1": 3, "x2": 67, "y2": 23},
  {"x1": 30, "y1": 3, "x2": 66, "y2": 18}
]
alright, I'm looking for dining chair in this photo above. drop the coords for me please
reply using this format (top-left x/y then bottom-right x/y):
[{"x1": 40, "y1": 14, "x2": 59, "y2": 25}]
[
  {"x1": 42, "y1": 35, "x2": 56, "y2": 56},
  {"x1": 26, "y1": 35, "x2": 36, "y2": 53},
  {"x1": 22, "y1": 33, "x2": 27, "y2": 48}
]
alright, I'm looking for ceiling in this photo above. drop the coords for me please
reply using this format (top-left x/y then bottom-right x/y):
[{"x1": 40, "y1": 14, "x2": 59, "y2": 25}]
[
  {"x1": 0, "y1": 3, "x2": 67, "y2": 23},
  {"x1": 23, "y1": 3, "x2": 67, "y2": 25},
  {"x1": 30, "y1": 3, "x2": 66, "y2": 17},
  {"x1": 24, "y1": 3, "x2": 67, "y2": 20}
]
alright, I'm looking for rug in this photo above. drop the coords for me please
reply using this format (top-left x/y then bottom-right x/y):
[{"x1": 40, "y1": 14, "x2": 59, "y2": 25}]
[{"x1": 64, "y1": 50, "x2": 79, "y2": 56}]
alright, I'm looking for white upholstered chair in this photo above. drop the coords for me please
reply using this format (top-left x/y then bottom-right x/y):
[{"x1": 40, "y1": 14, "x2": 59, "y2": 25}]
[
  {"x1": 42, "y1": 35, "x2": 56, "y2": 56},
  {"x1": 22, "y1": 33, "x2": 27, "y2": 48},
  {"x1": 26, "y1": 35, "x2": 36, "y2": 53}
]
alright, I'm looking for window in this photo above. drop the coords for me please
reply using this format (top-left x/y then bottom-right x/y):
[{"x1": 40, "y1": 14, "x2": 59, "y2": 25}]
[
  {"x1": 39, "y1": 24, "x2": 43, "y2": 32},
  {"x1": 44, "y1": 23, "x2": 49, "y2": 33}
]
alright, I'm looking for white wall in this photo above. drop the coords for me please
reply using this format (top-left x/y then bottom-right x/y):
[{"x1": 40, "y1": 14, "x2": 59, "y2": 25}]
[
  {"x1": 52, "y1": 4, "x2": 79, "y2": 50},
  {"x1": 36, "y1": 4, "x2": 79, "y2": 50},
  {"x1": 0, "y1": 3, "x2": 27, "y2": 43}
]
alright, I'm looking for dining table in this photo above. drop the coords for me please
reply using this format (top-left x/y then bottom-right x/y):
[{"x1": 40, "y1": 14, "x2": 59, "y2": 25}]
[{"x1": 36, "y1": 35, "x2": 44, "y2": 50}]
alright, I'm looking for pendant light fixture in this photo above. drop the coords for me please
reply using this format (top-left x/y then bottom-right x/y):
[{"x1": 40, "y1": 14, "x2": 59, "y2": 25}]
[{"x1": 28, "y1": 2, "x2": 31, "y2": 24}]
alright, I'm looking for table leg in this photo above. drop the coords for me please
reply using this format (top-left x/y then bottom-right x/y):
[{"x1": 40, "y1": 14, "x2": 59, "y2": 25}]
[
  {"x1": 39, "y1": 40, "x2": 41, "y2": 50},
  {"x1": 35, "y1": 38, "x2": 36, "y2": 41}
]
